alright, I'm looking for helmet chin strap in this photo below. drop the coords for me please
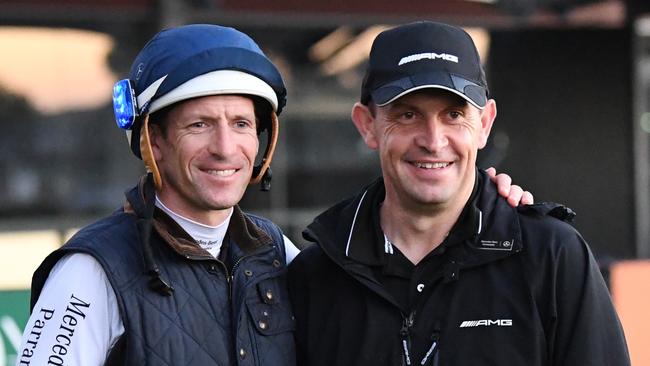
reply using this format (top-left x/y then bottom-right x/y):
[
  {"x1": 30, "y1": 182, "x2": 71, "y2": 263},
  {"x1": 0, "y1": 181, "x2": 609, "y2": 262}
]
[
  {"x1": 250, "y1": 111, "x2": 279, "y2": 188},
  {"x1": 139, "y1": 115, "x2": 163, "y2": 191},
  {"x1": 138, "y1": 110, "x2": 278, "y2": 192}
]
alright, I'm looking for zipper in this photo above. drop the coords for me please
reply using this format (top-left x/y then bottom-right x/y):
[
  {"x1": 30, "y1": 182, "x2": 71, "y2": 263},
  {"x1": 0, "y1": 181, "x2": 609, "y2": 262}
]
[
  {"x1": 186, "y1": 245, "x2": 277, "y2": 301},
  {"x1": 231, "y1": 254, "x2": 248, "y2": 276},
  {"x1": 184, "y1": 254, "x2": 232, "y2": 298},
  {"x1": 401, "y1": 312, "x2": 441, "y2": 366},
  {"x1": 228, "y1": 254, "x2": 250, "y2": 299},
  {"x1": 228, "y1": 245, "x2": 278, "y2": 299},
  {"x1": 401, "y1": 311, "x2": 415, "y2": 365}
]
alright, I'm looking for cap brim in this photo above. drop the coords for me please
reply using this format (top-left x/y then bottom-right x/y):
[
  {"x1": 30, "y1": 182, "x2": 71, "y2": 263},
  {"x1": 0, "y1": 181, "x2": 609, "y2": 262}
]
[
  {"x1": 371, "y1": 72, "x2": 487, "y2": 109},
  {"x1": 146, "y1": 69, "x2": 279, "y2": 114}
]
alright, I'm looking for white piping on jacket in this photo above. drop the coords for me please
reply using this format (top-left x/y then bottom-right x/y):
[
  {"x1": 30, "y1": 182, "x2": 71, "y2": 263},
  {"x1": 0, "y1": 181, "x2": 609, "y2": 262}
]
[{"x1": 345, "y1": 190, "x2": 368, "y2": 257}]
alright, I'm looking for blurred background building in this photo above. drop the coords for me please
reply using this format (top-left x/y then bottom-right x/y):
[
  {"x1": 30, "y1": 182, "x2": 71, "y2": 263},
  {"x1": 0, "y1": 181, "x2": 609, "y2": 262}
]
[{"x1": 0, "y1": 0, "x2": 649, "y2": 364}]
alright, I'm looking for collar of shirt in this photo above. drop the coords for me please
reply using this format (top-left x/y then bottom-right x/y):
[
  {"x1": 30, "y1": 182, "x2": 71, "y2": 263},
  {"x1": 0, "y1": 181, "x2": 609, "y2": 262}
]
[
  {"x1": 154, "y1": 196, "x2": 232, "y2": 258},
  {"x1": 345, "y1": 171, "x2": 484, "y2": 269},
  {"x1": 125, "y1": 176, "x2": 275, "y2": 260}
]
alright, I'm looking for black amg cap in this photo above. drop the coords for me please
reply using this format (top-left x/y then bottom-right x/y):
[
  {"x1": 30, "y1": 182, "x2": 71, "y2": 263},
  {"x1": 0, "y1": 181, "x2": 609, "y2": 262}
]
[{"x1": 360, "y1": 21, "x2": 488, "y2": 109}]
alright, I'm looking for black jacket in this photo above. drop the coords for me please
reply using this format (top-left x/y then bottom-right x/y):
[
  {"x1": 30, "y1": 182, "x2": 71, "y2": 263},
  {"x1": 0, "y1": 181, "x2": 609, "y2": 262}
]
[{"x1": 288, "y1": 171, "x2": 629, "y2": 366}]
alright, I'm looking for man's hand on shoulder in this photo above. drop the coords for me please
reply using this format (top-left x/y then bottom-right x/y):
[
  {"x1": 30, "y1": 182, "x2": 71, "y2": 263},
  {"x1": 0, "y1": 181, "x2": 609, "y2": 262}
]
[{"x1": 485, "y1": 167, "x2": 534, "y2": 207}]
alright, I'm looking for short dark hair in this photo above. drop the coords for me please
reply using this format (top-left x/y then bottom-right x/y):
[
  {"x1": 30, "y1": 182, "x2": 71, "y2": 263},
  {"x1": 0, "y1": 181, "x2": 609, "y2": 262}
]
[
  {"x1": 148, "y1": 104, "x2": 173, "y2": 136},
  {"x1": 367, "y1": 101, "x2": 377, "y2": 118},
  {"x1": 250, "y1": 95, "x2": 273, "y2": 134}
]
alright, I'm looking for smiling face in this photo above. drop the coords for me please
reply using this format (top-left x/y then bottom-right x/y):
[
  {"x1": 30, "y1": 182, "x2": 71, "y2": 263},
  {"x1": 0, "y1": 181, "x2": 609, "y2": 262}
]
[
  {"x1": 150, "y1": 94, "x2": 259, "y2": 225},
  {"x1": 352, "y1": 89, "x2": 496, "y2": 214}
]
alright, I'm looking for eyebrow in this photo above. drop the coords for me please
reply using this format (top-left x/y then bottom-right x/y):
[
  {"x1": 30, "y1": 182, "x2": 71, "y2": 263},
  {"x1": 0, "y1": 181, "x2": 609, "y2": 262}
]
[{"x1": 187, "y1": 110, "x2": 256, "y2": 121}]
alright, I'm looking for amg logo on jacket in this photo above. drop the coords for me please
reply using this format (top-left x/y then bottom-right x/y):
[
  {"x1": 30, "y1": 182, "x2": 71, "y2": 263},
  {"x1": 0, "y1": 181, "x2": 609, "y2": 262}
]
[{"x1": 459, "y1": 319, "x2": 512, "y2": 328}]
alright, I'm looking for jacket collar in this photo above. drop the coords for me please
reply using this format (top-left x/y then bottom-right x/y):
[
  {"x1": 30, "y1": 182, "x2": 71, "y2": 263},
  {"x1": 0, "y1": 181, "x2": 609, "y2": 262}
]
[
  {"x1": 304, "y1": 169, "x2": 523, "y2": 270},
  {"x1": 461, "y1": 170, "x2": 523, "y2": 268},
  {"x1": 124, "y1": 175, "x2": 273, "y2": 260}
]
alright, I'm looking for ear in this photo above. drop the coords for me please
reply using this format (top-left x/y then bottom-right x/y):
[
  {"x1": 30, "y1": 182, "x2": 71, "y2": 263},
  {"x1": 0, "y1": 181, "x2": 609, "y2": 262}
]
[
  {"x1": 351, "y1": 102, "x2": 379, "y2": 150},
  {"x1": 477, "y1": 99, "x2": 497, "y2": 149},
  {"x1": 148, "y1": 121, "x2": 165, "y2": 162}
]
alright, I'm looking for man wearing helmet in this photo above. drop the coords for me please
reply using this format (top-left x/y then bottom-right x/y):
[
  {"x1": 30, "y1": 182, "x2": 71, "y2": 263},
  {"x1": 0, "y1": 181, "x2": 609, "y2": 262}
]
[
  {"x1": 17, "y1": 24, "x2": 298, "y2": 365},
  {"x1": 17, "y1": 23, "x2": 529, "y2": 366}
]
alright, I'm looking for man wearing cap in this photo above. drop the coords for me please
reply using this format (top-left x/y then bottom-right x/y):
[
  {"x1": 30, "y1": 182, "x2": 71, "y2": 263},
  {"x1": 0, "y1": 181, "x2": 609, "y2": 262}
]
[
  {"x1": 288, "y1": 21, "x2": 630, "y2": 365},
  {"x1": 16, "y1": 24, "x2": 299, "y2": 365}
]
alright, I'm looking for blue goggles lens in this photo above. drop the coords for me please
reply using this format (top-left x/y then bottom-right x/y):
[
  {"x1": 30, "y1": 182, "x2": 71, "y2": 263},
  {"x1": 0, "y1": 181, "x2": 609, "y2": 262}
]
[{"x1": 112, "y1": 79, "x2": 138, "y2": 130}]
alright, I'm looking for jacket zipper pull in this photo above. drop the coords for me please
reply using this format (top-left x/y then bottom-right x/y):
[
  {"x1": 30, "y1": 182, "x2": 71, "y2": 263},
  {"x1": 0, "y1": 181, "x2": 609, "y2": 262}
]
[
  {"x1": 401, "y1": 311, "x2": 415, "y2": 365},
  {"x1": 419, "y1": 331, "x2": 440, "y2": 365},
  {"x1": 228, "y1": 255, "x2": 246, "y2": 300},
  {"x1": 228, "y1": 274, "x2": 232, "y2": 299}
]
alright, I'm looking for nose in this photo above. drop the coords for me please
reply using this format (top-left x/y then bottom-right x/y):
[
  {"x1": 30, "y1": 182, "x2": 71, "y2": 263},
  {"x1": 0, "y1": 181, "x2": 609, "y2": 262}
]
[
  {"x1": 207, "y1": 123, "x2": 236, "y2": 157},
  {"x1": 414, "y1": 118, "x2": 447, "y2": 152}
]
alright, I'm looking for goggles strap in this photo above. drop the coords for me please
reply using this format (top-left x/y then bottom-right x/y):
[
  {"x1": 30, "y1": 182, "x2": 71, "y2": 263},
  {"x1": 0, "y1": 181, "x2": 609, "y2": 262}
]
[
  {"x1": 139, "y1": 115, "x2": 163, "y2": 191},
  {"x1": 138, "y1": 173, "x2": 173, "y2": 296},
  {"x1": 250, "y1": 111, "x2": 279, "y2": 186}
]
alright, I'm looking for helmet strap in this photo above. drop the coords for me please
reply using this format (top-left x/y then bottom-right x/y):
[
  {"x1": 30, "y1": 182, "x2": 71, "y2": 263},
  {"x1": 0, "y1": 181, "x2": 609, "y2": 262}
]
[
  {"x1": 139, "y1": 172, "x2": 174, "y2": 296},
  {"x1": 250, "y1": 111, "x2": 279, "y2": 188},
  {"x1": 139, "y1": 115, "x2": 163, "y2": 191}
]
